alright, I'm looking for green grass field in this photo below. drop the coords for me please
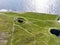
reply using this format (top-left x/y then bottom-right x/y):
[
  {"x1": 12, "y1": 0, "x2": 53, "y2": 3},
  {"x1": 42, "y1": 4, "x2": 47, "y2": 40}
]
[{"x1": 0, "y1": 12, "x2": 60, "y2": 45}]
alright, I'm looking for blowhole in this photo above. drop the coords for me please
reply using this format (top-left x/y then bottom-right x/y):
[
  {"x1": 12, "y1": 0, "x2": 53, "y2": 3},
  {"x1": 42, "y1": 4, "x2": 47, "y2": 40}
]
[
  {"x1": 50, "y1": 29, "x2": 60, "y2": 38},
  {"x1": 17, "y1": 18, "x2": 24, "y2": 23},
  {"x1": 57, "y1": 17, "x2": 60, "y2": 20},
  {"x1": 57, "y1": 17, "x2": 60, "y2": 23}
]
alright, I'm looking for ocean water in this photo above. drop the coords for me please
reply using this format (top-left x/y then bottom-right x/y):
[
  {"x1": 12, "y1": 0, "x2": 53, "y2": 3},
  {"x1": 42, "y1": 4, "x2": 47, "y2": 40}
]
[{"x1": 0, "y1": 0, "x2": 60, "y2": 15}]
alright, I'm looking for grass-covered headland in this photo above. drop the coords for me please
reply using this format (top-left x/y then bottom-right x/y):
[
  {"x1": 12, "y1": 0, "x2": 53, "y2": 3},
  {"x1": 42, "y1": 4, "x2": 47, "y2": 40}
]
[{"x1": 0, "y1": 12, "x2": 60, "y2": 45}]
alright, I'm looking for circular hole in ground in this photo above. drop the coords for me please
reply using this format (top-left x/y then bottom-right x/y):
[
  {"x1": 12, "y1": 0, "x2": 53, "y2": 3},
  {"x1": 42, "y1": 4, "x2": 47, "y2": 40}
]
[
  {"x1": 57, "y1": 17, "x2": 60, "y2": 20},
  {"x1": 50, "y1": 29, "x2": 60, "y2": 38},
  {"x1": 16, "y1": 18, "x2": 25, "y2": 23},
  {"x1": 17, "y1": 18, "x2": 23, "y2": 23}
]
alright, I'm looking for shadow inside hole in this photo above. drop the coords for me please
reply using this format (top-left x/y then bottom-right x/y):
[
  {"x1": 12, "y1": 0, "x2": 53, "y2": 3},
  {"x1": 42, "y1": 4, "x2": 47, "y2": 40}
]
[
  {"x1": 50, "y1": 29, "x2": 60, "y2": 38},
  {"x1": 17, "y1": 18, "x2": 24, "y2": 23},
  {"x1": 57, "y1": 17, "x2": 60, "y2": 20}
]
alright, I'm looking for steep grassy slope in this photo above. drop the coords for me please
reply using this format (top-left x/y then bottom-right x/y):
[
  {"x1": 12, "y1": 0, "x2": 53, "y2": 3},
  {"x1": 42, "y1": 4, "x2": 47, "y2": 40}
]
[{"x1": 0, "y1": 12, "x2": 60, "y2": 45}]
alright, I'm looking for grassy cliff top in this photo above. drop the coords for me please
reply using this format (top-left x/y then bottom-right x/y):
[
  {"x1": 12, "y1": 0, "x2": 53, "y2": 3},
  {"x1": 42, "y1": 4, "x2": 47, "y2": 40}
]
[{"x1": 0, "y1": 12, "x2": 60, "y2": 45}]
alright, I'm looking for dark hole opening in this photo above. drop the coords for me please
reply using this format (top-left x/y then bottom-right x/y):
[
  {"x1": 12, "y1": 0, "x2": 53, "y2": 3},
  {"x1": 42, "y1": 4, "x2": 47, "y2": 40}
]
[
  {"x1": 17, "y1": 18, "x2": 24, "y2": 23},
  {"x1": 57, "y1": 17, "x2": 60, "y2": 20},
  {"x1": 50, "y1": 29, "x2": 60, "y2": 37}
]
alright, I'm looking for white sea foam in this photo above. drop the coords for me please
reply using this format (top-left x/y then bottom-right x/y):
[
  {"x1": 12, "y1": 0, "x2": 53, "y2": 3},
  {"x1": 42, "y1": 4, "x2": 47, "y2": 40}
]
[
  {"x1": 0, "y1": 9, "x2": 13, "y2": 12},
  {"x1": 58, "y1": 20, "x2": 60, "y2": 23},
  {"x1": 0, "y1": 9, "x2": 8, "y2": 12}
]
